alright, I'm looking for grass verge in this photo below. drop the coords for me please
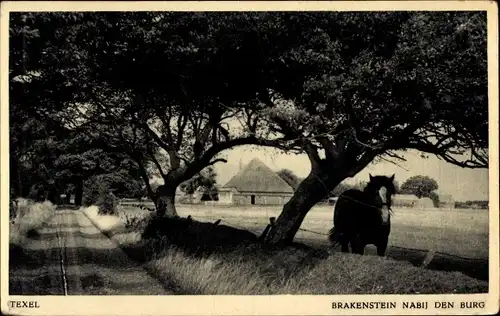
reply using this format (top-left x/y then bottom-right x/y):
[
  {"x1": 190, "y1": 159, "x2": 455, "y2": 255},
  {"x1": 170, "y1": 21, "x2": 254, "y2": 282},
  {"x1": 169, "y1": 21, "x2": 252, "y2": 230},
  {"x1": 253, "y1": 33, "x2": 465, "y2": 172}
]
[
  {"x1": 9, "y1": 199, "x2": 56, "y2": 247},
  {"x1": 84, "y1": 206, "x2": 489, "y2": 295}
]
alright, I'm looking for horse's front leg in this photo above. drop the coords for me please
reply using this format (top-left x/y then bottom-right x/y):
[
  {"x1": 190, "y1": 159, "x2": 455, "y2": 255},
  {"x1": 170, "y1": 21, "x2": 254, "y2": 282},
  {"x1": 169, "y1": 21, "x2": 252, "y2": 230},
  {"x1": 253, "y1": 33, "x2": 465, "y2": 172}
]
[
  {"x1": 350, "y1": 234, "x2": 365, "y2": 255},
  {"x1": 376, "y1": 225, "x2": 391, "y2": 257},
  {"x1": 376, "y1": 237, "x2": 388, "y2": 257}
]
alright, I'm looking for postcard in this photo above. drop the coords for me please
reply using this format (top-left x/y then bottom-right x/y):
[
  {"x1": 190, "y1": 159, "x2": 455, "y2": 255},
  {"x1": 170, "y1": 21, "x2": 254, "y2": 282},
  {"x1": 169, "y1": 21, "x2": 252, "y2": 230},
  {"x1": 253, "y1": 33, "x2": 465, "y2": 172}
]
[{"x1": 1, "y1": 1, "x2": 498, "y2": 315}]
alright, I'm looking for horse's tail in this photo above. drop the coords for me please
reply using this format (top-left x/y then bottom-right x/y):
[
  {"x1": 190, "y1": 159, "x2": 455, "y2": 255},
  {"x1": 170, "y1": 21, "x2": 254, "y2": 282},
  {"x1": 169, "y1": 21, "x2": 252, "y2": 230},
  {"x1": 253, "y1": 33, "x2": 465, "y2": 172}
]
[{"x1": 328, "y1": 226, "x2": 342, "y2": 246}]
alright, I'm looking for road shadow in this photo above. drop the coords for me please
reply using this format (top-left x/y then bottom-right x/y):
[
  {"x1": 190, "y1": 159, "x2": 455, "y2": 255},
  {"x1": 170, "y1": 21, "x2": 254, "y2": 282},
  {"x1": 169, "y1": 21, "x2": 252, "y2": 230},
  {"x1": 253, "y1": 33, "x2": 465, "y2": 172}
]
[
  {"x1": 10, "y1": 244, "x2": 149, "y2": 271},
  {"x1": 10, "y1": 211, "x2": 489, "y2": 296},
  {"x1": 10, "y1": 272, "x2": 64, "y2": 295},
  {"x1": 323, "y1": 242, "x2": 489, "y2": 281},
  {"x1": 424, "y1": 251, "x2": 488, "y2": 281}
]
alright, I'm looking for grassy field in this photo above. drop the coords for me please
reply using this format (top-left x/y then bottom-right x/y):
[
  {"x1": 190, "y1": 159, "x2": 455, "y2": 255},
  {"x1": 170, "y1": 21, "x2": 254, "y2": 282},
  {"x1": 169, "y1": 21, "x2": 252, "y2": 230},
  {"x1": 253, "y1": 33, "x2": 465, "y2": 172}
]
[
  {"x1": 120, "y1": 202, "x2": 489, "y2": 259},
  {"x1": 82, "y1": 202, "x2": 490, "y2": 294}
]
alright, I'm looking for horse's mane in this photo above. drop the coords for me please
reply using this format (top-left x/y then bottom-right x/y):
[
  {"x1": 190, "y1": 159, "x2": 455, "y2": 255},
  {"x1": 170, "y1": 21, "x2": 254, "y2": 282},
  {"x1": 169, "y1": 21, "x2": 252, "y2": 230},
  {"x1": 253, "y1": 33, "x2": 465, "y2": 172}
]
[{"x1": 363, "y1": 175, "x2": 396, "y2": 195}]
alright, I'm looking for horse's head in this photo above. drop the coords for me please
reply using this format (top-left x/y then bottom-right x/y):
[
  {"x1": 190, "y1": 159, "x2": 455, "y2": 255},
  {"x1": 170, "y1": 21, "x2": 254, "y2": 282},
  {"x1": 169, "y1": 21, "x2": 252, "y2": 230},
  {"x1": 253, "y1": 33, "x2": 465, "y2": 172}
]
[{"x1": 367, "y1": 174, "x2": 396, "y2": 225}]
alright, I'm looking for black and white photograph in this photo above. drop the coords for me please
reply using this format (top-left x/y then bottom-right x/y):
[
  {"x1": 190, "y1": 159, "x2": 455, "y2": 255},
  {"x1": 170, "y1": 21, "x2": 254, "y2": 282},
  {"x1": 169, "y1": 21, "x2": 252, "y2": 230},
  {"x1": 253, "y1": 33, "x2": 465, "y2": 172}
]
[{"x1": 1, "y1": 1, "x2": 498, "y2": 315}]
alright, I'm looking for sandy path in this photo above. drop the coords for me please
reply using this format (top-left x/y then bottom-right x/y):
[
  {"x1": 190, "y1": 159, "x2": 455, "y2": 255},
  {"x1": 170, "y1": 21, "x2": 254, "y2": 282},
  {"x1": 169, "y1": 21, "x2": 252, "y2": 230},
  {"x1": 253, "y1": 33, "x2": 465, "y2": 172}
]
[{"x1": 10, "y1": 210, "x2": 170, "y2": 295}]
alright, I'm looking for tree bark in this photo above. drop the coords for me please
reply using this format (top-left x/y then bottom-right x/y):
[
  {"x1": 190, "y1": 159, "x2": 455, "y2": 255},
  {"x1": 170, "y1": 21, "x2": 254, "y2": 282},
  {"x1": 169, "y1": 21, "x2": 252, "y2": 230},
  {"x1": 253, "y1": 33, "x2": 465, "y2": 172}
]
[
  {"x1": 264, "y1": 167, "x2": 344, "y2": 245},
  {"x1": 156, "y1": 184, "x2": 178, "y2": 217},
  {"x1": 133, "y1": 156, "x2": 157, "y2": 203},
  {"x1": 74, "y1": 177, "x2": 83, "y2": 206}
]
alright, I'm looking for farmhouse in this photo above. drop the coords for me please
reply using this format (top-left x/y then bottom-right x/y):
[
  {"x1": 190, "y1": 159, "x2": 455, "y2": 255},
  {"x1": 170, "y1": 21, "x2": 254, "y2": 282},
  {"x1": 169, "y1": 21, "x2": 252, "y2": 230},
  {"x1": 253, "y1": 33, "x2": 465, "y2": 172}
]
[
  {"x1": 218, "y1": 158, "x2": 294, "y2": 205},
  {"x1": 392, "y1": 194, "x2": 435, "y2": 208},
  {"x1": 392, "y1": 194, "x2": 420, "y2": 207}
]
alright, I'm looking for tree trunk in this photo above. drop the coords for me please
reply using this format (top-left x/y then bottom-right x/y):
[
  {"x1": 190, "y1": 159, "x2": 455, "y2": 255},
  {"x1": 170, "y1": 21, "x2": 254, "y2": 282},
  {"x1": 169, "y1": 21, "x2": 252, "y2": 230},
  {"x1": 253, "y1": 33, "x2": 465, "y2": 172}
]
[
  {"x1": 134, "y1": 157, "x2": 156, "y2": 203},
  {"x1": 10, "y1": 157, "x2": 23, "y2": 198},
  {"x1": 48, "y1": 187, "x2": 60, "y2": 205},
  {"x1": 264, "y1": 167, "x2": 344, "y2": 245},
  {"x1": 156, "y1": 184, "x2": 178, "y2": 217},
  {"x1": 74, "y1": 177, "x2": 83, "y2": 206}
]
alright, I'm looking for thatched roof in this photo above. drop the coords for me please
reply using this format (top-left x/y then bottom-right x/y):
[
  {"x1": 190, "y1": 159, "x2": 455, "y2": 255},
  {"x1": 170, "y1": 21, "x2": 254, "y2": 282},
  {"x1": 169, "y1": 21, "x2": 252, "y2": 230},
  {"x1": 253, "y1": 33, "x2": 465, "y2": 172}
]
[
  {"x1": 222, "y1": 158, "x2": 294, "y2": 194},
  {"x1": 393, "y1": 194, "x2": 420, "y2": 201}
]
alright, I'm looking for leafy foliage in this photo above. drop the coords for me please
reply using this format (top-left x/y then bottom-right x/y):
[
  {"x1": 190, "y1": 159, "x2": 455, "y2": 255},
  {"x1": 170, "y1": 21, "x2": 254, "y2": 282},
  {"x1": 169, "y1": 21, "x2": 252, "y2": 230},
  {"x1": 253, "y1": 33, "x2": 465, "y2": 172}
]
[
  {"x1": 10, "y1": 11, "x2": 488, "y2": 240},
  {"x1": 82, "y1": 178, "x2": 109, "y2": 207},
  {"x1": 330, "y1": 181, "x2": 370, "y2": 197},
  {"x1": 400, "y1": 175, "x2": 439, "y2": 198},
  {"x1": 261, "y1": 12, "x2": 487, "y2": 171},
  {"x1": 180, "y1": 166, "x2": 219, "y2": 198},
  {"x1": 276, "y1": 169, "x2": 303, "y2": 191},
  {"x1": 455, "y1": 200, "x2": 488, "y2": 210},
  {"x1": 97, "y1": 191, "x2": 119, "y2": 216}
]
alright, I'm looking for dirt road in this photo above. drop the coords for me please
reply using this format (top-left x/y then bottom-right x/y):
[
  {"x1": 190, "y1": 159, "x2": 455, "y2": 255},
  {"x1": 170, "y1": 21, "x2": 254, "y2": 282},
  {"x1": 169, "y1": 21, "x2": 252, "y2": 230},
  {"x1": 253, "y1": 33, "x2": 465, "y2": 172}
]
[{"x1": 9, "y1": 210, "x2": 170, "y2": 295}]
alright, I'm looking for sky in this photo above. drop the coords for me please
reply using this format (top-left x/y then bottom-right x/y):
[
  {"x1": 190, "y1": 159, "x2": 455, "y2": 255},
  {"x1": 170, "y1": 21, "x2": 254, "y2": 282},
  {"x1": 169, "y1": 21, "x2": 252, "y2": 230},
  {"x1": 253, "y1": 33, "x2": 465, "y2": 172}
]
[{"x1": 213, "y1": 145, "x2": 490, "y2": 202}]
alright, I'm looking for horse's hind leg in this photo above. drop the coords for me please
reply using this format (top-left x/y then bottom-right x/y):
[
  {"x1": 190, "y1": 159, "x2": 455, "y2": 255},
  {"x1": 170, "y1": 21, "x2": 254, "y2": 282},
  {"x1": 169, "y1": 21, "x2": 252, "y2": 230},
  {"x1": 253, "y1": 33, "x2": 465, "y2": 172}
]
[{"x1": 350, "y1": 235, "x2": 365, "y2": 255}]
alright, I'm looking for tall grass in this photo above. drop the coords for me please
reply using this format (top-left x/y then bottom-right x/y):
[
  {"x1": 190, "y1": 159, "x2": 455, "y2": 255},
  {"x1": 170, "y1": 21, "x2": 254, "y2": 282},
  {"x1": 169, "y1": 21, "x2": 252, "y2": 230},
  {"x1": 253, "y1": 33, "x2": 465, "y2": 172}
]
[
  {"x1": 9, "y1": 199, "x2": 56, "y2": 246},
  {"x1": 84, "y1": 205, "x2": 488, "y2": 295},
  {"x1": 146, "y1": 245, "x2": 487, "y2": 294}
]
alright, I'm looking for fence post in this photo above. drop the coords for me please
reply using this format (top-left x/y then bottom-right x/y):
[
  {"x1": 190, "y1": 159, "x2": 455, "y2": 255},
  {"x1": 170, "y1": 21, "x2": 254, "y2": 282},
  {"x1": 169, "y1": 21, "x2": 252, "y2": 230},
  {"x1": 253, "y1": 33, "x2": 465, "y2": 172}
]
[{"x1": 258, "y1": 217, "x2": 276, "y2": 241}]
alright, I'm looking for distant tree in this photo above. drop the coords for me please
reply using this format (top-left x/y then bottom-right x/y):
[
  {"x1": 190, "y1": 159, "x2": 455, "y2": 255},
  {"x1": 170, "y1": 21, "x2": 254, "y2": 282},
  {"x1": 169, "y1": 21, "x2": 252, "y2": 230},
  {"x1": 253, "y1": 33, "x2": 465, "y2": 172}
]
[
  {"x1": 400, "y1": 175, "x2": 439, "y2": 198},
  {"x1": 331, "y1": 183, "x2": 351, "y2": 197},
  {"x1": 351, "y1": 181, "x2": 368, "y2": 192},
  {"x1": 277, "y1": 169, "x2": 302, "y2": 191},
  {"x1": 429, "y1": 191, "x2": 440, "y2": 207},
  {"x1": 394, "y1": 180, "x2": 401, "y2": 194},
  {"x1": 179, "y1": 166, "x2": 218, "y2": 203},
  {"x1": 201, "y1": 186, "x2": 219, "y2": 201}
]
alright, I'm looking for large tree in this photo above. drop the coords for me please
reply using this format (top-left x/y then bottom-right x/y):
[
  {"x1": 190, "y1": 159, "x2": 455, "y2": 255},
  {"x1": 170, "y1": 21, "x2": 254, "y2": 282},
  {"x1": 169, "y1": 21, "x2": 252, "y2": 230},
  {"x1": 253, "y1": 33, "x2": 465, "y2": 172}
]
[
  {"x1": 258, "y1": 12, "x2": 488, "y2": 243},
  {"x1": 10, "y1": 12, "x2": 488, "y2": 244},
  {"x1": 10, "y1": 12, "x2": 293, "y2": 216}
]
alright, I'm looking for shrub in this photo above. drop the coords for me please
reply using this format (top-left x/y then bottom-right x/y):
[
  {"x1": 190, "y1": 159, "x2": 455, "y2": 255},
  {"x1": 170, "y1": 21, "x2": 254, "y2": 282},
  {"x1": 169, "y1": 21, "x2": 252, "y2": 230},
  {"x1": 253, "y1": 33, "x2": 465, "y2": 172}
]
[
  {"x1": 27, "y1": 184, "x2": 46, "y2": 202},
  {"x1": 10, "y1": 199, "x2": 56, "y2": 246},
  {"x1": 97, "y1": 191, "x2": 118, "y2": 215},
  {"x1": 10, "y1": 200, "x2": 18, "y2": 221},
  {"x1": 123, "y1": 213, "x2": 151, "y2": 231},
  {"x1": 83, "y1": 178, "x2": 110, "y2": 206}
]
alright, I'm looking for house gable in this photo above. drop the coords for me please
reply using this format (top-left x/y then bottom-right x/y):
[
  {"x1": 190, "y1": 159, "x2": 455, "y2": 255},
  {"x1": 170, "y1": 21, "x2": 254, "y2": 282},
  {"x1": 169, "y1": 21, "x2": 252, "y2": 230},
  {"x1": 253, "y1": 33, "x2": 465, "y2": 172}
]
[{"x1": 222, "y1": 158, "x2": 294, "y2": 194}]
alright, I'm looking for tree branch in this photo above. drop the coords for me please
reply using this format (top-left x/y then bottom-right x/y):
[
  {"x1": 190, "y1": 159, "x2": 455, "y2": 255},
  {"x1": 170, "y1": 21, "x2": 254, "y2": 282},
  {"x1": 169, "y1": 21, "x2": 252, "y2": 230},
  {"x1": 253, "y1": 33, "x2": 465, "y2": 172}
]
[
  {"x1": 207, "y1": 158, "x2": 228, "y2": 166},
  {"x1": 303, "y1": 141, "x2": 322, "y2": 171},
  {"x1": 176, "y1": 114, "x2": 188, "y2": 149},
  {"x1": 140, "y1": 123, "x2": 172, "y2": 152},
  {"x1": 317, "y1": 136, "x2": 339, "y2": 160},
  {"x1": 346, "y1": 150, "x2": 379, "y2": 177},
  {"x1": 147, "y1": 148, "x2": 167, "y2": 179}
]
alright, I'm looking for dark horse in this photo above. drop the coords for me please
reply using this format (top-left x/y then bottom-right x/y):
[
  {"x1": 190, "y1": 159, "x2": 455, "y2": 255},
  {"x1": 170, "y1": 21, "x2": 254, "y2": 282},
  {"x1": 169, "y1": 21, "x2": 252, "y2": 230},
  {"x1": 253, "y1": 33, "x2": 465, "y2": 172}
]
[{"x1": 328, "y1": 174, "x2": 396, "y2": 256}]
